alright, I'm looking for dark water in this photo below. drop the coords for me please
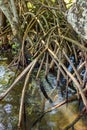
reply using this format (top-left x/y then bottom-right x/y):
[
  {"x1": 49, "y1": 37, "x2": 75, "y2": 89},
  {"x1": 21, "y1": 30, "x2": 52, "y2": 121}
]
[{"x1": 0, "y1": 55, "x2": 87, "y2": 130}]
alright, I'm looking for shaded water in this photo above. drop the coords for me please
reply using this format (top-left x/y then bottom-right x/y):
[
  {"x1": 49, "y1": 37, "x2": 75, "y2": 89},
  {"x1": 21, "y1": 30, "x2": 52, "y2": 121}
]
[{"x1": 0, "y1": 55, "x2": 87, "y2": 130}]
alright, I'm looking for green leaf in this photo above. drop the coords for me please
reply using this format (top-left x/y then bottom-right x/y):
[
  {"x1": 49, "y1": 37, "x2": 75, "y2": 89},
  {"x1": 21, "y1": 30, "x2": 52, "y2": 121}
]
[{"x1": 27, "y1": 2, "x2": 35, "y2": 10}]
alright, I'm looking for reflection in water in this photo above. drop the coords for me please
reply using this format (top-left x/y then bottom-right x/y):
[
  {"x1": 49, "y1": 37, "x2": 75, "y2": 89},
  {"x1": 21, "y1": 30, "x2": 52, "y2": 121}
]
[
  {"x1": 0, "y1": 123, "x2": 5, "y2": 130},
  {"x1": 0, "y1": 66, "x2": 5, "y2": 77},
  {"x1": 0, "y1": 56, "x2": 87, "y2": 130},
  {"x1": 4, "y1": 104, "x2": 12, "y2": 114}
]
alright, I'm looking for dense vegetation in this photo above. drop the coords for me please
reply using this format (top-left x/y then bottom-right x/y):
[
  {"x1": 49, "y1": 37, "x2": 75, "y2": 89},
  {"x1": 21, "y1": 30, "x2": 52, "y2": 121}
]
[{"x1": 0, "y1": 0, "x2": 87, "y2": 129}]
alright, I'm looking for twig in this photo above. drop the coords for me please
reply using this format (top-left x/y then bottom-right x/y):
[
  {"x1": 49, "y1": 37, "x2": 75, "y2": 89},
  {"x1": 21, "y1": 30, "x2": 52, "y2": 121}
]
[
  {"x1": 10, "y1": 0, "x2": 19, "y2": 23},
  {"x1": 0, "y1": 48, "x2": 47, "y2": 101},
  {"x1": 18, "y1": 58, "x2": 38, "y2": 128},
  {"x1": 63, "y1": 50, "x2": 82, "y2": 85},
  {"x1": 0, "y1": 60, "x2": 35, "y2": 100},
  {"x1": 68, "y1": 61, "x2": 86, "y2": 83},
  {"x1": 64, "y1": 107, "x2": 86, "y2": 130},
  {"x1": 31, "y1": 94, "x2": 77, "y2": 128},
  {"x1": 60, "y1": 35, "x2": 87, "y2": 53},
  {"x1": 36, "y1": 53, "x2": 45, "y2": 79},
  {"x1": 31, "y1": 87, "x2": 87, "y2": 128},
  {"x1": 47, "y1": 48, "x2": 87, "y2": 109}
]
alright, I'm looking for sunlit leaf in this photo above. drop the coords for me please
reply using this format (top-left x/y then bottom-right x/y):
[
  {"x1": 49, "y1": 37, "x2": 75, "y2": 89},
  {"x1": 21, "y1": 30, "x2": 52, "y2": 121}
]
[{"x1": 27, "y1": 2, "x2": 35, "y2": 10}]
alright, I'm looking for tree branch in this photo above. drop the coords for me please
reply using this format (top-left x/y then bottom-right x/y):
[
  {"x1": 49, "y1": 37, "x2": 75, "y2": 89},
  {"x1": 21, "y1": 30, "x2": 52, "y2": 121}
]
[{"x1": 10, "y1": 0, "x2": 19, "y2": 23}]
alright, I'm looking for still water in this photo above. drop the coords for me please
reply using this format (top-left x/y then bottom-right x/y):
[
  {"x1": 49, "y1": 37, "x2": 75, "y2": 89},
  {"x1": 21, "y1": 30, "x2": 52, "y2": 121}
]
[{"x1": 0, "y1": 55, "x2": 87, "y2": 130}]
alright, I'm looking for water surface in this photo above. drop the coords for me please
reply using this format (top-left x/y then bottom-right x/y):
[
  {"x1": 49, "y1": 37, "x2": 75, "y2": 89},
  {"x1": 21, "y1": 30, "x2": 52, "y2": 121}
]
[{"x1": 0, "y1": 55, "x2": 87, "y2": 130}]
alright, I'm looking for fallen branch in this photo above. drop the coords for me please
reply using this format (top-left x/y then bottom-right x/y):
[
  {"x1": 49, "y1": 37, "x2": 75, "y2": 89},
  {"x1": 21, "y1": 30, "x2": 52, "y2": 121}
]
[
  {"x1": 18, "y1": 58, "x2": 38, "y2": 128},
  {"x1": 31, "y1": 87, "x2": 87, "y2": 128},
  {"x1": 0, "y1": 60, "x2": 33, "y2": 100},
  {"x1": 48, "y1": 48, "x2": 87, "y2": 109},
  {"x1": 64, "y1": 107, "x2": 86, "y2": 130},
  {"x1": 0, "y1": 48, "x2": 47, "y2": 101}
]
